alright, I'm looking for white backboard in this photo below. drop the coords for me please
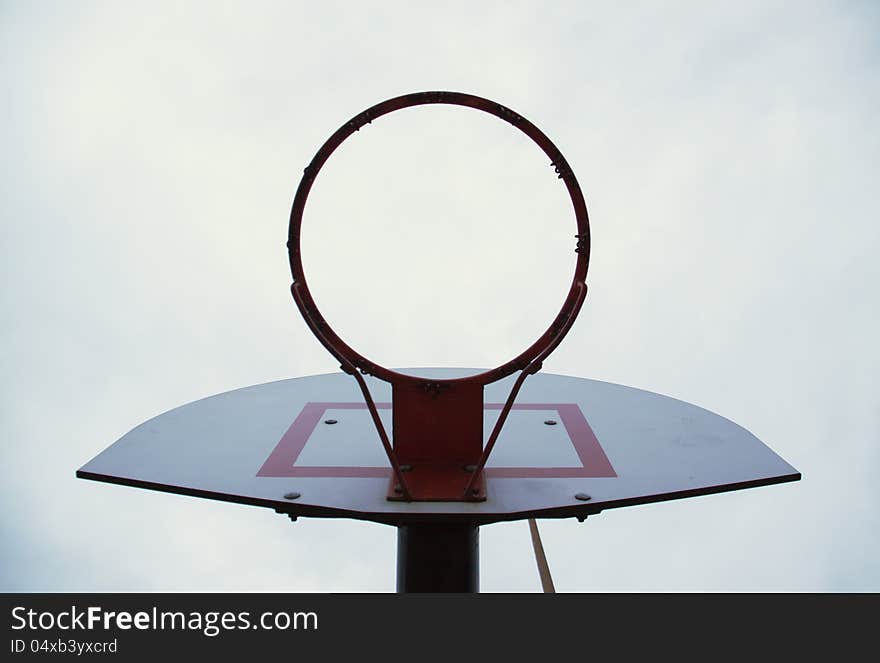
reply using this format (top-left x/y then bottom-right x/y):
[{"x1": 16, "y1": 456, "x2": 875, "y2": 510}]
[{"x1": 77, "y1": 369, "x2": 800, "y2": 525}]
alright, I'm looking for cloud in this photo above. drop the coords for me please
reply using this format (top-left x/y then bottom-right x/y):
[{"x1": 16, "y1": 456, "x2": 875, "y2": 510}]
[{"x1": 2, "y1": 1, "x2": 877, "y2": 591}]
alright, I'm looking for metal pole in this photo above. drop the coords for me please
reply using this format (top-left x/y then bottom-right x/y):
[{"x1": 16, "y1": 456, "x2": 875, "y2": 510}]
[{"x1": 396, "y1": 523, "x2": 479, "y2": 592}]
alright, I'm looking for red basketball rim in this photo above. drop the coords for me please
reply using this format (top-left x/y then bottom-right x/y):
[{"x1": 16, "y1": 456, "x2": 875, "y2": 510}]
[{"x1": 288, "y1": 91, "x2": 590, "y2": 388}]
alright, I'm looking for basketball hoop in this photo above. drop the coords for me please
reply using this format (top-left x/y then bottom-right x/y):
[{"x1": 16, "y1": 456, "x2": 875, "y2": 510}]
[
  {"x1": 78, "y1": 91, "x2": 800, "y2": 594},
  {"x1": 288, "y1": 91, "x2": 590, "y2": 501}
]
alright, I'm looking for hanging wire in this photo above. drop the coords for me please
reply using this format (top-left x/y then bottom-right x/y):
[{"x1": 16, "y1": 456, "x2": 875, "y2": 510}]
[{"x1": 528, "y1": 518, "x2": 555, "y2": 593}]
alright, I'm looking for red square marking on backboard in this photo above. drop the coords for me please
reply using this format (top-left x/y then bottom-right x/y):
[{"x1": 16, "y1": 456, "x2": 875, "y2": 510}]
[{"x1": 256, "y1": 402, "x2": 616, "y2": 479}]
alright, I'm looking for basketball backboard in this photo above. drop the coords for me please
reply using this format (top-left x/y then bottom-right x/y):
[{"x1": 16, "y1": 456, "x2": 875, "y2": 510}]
[{"x1": 77, "y1": 368, "x2": 800, "y2": 526}]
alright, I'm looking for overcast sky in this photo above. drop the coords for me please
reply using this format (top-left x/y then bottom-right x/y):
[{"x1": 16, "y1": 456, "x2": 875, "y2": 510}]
[{"x1": 2, "y1": 1, "x2": 878, "y2": 591}]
